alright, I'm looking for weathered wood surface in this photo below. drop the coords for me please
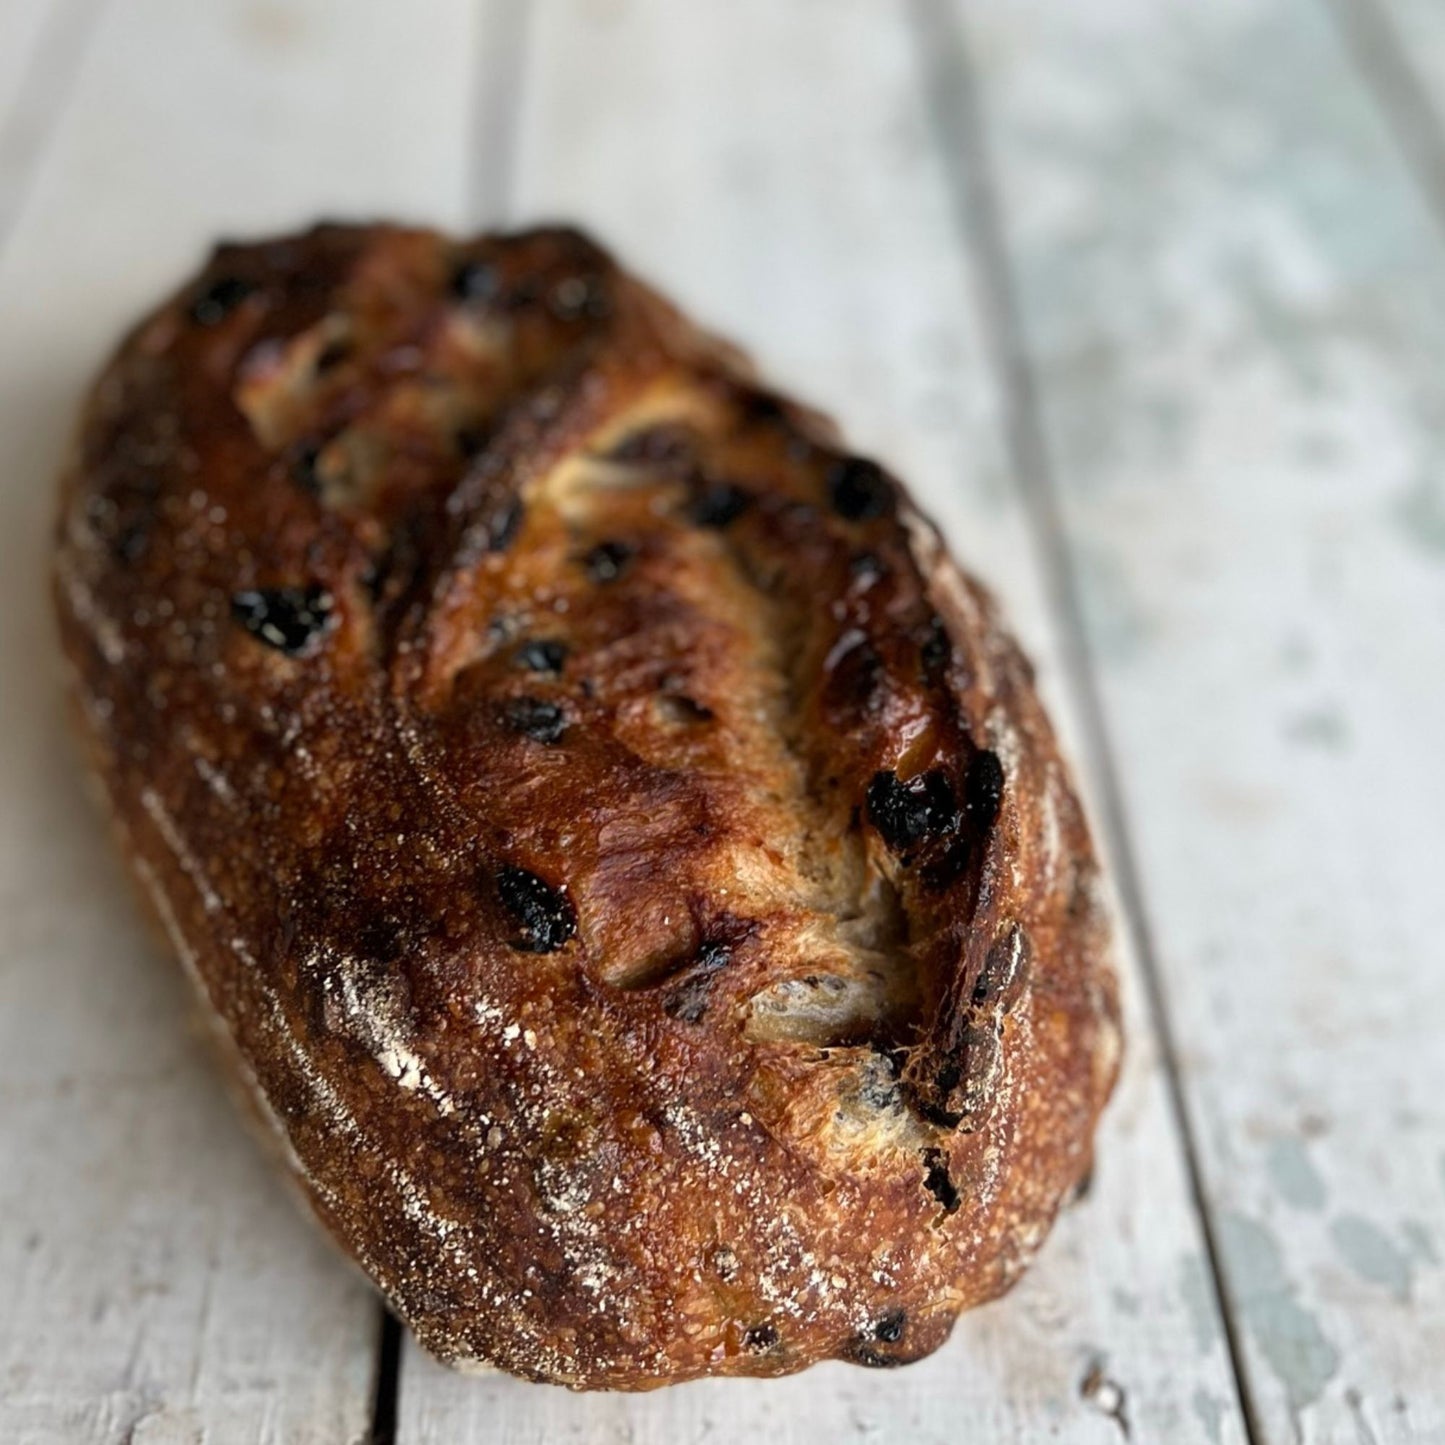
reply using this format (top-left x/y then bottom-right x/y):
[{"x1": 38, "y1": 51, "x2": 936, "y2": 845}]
[
  {"x1": 953, "y1": 0, "x2": 1445, "y2": 1440},
  {"x1": 1321, "y1": 0, "x2": 1445, "y2": 268},
  {"x1": 0, "y1": 1, "x2": 478, "y2": 1440},
  {"x1": 396, "y1": 2, "x2": 1246, "y2": 1438},
  {"x1": 1335, "y1": 0, "x2": 1445, "y2": 220},
  {"x1": 4, "y1": 0, "x2": 1443, "y2": 1439},
  {"x1": 0, "y1": 0, "x2": 54, "y2": 122},
  {"x1": 0, "y1": 0, "x2": 90, "y2": 243}
]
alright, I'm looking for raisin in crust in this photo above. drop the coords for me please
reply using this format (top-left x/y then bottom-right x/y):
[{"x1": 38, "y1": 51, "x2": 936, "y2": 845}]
[{"x1": 53, "y1": 224, "x2": 1121, "y2": 1390}]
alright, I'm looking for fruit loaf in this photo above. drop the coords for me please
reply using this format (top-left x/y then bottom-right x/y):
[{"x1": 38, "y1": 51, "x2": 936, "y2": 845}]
[{"x1": 53, "y1": 223, "x2": 1121, "y2": 1389}]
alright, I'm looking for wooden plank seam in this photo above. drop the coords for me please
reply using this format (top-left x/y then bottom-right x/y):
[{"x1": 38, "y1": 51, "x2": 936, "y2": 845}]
[
  {"x1": 1322, "y1": 0, "x2": 1445, "y2": 248},
  {"x1": 905, "y1": 0, "x2": 1264, "y2": 1438}
]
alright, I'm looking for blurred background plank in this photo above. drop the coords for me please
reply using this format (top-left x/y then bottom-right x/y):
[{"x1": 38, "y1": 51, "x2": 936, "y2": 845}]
[
  {"x1": 0, "y1": 0, "x2": 102, "y2": 244},
  {"x1": 0, "y1": 1, "x2": 479, "y2": 1440},
  {"x1": 396, "y1": 2, "x2": 1247, "y2": 1438},
  {"x1": 1329, "y1": 0, "x2": 1445, "y2": 244},
  {"x1": 950, "y1": 0, "x2": 1445, "y2": 1440},
  {"x1": 0, "y1": 0, "x2": 56, "y2": 127},
  {"x1": 1371, "y1": 0, "x2": 1445, "y2": 73}
]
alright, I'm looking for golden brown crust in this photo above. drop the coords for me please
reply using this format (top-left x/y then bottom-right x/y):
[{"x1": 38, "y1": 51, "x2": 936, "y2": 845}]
[{"x1": 53, "y1": 223, "x2": 1120, "y2": 1389}]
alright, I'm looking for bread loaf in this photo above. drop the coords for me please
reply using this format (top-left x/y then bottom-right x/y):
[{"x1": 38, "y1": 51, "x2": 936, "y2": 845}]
[{"x1": 53, "y1": 223, "x2": 1120, "y2": 1389}]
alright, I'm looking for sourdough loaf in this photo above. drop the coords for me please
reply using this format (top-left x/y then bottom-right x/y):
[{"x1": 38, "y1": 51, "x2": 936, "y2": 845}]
[{"x1": 53, "y1": 223, "x2": 1120, "y2": 1389}]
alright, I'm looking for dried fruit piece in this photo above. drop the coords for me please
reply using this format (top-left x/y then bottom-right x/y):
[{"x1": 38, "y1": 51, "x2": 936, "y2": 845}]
[
  {"x1": 189, "y1": 276, "x2": 256, "y2": 326},
  {"x1": 865, "y1": 769, "x2": 958, "y2": 854},
  {"x1": 515, "y1": 639, "x2": 568, "y2": 676},
  {"x1": 827, "y1": 456, "x2": 893, "y2": 521},
  {"x1": 230, "y1": 586, "x2": 332, "y2": 656},
  {"x1": 583, "y1": 539, "x2": 635, "y2": 583},
  {"x1": 919, "y1": 614, "x2": 951, "y2": 680},
  {"x1": 497, "y1": 867, "x2": 577, "y2": 953},
  {"x1": 450, "y1": 258, "x2": 498, "y2": 302},
  {"x1": 964, "y1": 748, "x2": 1005, "y2": 827},
  {"x1": 504, "y1": 697, "x2": 568, "y2": 744},
  {"x1": 688, "y1": 480, "x2": 751, "y2": 529}
]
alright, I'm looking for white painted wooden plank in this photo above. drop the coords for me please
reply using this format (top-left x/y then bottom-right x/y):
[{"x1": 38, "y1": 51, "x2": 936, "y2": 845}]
[
  {"x1": 1354, "y1": 0, "x2": 1445, "y2": 99},
  {"x1": 396, "y1": 2, "x2": 1249, "y2": 1441},
  {"x1": 956, "y1": 0, "x2": 1445, "y2": 1440},
  {"x1": 0, "y1": 0, "x2": 58, "y2": 137},
  {"x1": 0, "y1": 0, "x2": 87, "y2": 242},
  {"x1": 1336, "y1": 0, "x2": 1445, "y2": 246},
  {"x1": 0, "y1": 1, "x2": 479, "y2": 1440}
]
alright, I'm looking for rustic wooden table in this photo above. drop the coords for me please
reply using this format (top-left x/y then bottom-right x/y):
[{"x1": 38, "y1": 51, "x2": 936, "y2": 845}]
[{"x1": 1, "y1": 2, "x2": 1441, "y2": 1441}]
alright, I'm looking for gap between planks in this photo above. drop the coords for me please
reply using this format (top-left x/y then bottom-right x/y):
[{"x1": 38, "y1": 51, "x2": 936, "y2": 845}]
[
  {"x1": 372, "y1": 2, "x2": 534, "y2": 1434},
  {"x1": 372, "y1": 1310, "x2": 405, "y2": 1445},
  {"x1": 1321, "y1": 0, "x2": 1445, "y2": 249},
  {"x1": 904, "y1": 0, "x2": 1263, "y2": 1439}
]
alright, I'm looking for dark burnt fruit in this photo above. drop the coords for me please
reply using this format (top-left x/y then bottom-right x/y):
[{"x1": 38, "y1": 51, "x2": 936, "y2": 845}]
[
  {"x1": 515, "y1": 639, "x2": 568, "y2": 676},
  {"x1": 827, "y1": 456, "x2": 893, "y2": 522},
  {"x1": 189, "y1": 276, "x2": 257, "y2": 326},
  {"x1": 113, "y1": 521, "x2": 149, "y2": 565},
  {"x1": 288, "y1": 442, "x2": 322, "y2": 493},
  {"x1": 921, "y1": 835, "x2": 971, "y2": 891},
  {"x1": 865, "y1": 769, "x2": 958, "y2": 854},
  {"x1": 583, "y1": 539, "x2": 635, "y2": 583},
  {"x1": 919, "y1": 614, "x2": 951, "y2": 679},
  {"x1": 450, "y1": 258, "x2": 499, "y2": 302},
  {"x1": 497, "y1": 866, "x2": 577, "y2": 953},
  {"x1": 231, "y1": 585, "x2": 333, "y2": 656},
  {"x1": 687, "y1": 481, "x2": 751, "y2": 529},
  {"x1": 504, "y1": 697, "x2": 568, "y2": 744},
  {"x1": 964, "y1": 748, "x2": 1005, "y2": 827},
  {"x1": 484, "y1": 496, "x2": 524, "y2": 553},
  {"x1": 455, "y1": 424, "x2": 490, "y2": 458},
  {"x1": 315, "y1": 337, "x2": 352, "y2": 372}
]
